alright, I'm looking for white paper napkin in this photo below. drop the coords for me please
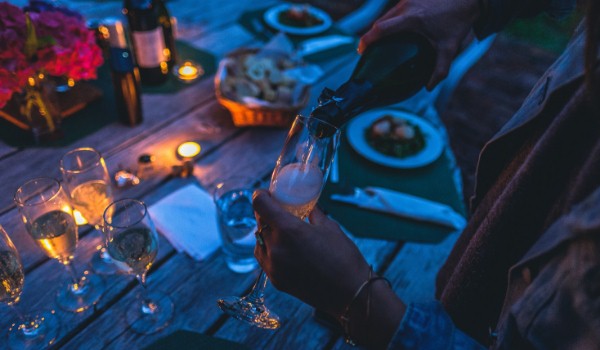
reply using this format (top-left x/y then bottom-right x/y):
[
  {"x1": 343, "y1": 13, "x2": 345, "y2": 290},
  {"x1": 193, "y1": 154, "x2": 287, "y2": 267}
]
[
  {"x1": 148, "y1": 184, "x2": 221, "y2": 261},
  {"x1": 366, "y1": 187, "x2": 467, "y2": 230},
  {"x1": 331, "y1": 186, "x2": 467, "y2": 230}
]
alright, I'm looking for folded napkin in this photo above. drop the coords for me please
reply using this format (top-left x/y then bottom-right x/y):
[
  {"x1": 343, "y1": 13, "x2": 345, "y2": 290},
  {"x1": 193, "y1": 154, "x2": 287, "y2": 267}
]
[
  {"x1": 148, "y1": 184, "x2": 220, "y2": 260},
  {"x1": 331, "y1": 186, "x2": 467, "y2": 230}
]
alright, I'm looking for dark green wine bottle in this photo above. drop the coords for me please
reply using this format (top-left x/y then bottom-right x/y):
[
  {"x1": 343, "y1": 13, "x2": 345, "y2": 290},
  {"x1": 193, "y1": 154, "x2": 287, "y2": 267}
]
[
  {"x1": 123, "y1": 0, "x2": 169, "y2": 85},
  {"x1": 154, "y1": 0, "x2": 177, "y2": 70},
  {"x1": 309, "y1": 32, "x2": 436, "y2": 134}
]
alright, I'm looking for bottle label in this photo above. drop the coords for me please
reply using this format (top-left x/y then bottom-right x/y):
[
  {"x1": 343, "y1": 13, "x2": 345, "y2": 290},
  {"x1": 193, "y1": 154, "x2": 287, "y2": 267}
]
[{"x1": 131, "y1": 28, "x2": 166, "y2": 68}]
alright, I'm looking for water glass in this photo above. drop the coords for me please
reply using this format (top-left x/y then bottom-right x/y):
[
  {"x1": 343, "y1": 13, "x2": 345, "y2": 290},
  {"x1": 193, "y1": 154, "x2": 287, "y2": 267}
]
[{"x1": 213, "y1": 177, "x2": 259, "y2": 273}]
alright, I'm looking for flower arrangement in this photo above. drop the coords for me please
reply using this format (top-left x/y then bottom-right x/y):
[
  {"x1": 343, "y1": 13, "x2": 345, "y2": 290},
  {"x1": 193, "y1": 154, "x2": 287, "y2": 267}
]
[{"x1": 0, "y1": 0, "x2": 103, "y2": 108}]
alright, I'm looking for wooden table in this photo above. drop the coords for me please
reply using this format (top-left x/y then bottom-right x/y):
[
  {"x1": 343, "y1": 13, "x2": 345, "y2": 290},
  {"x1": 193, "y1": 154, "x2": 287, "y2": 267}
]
[{"x1": 0, "y1": 1, "x2": 461, "y2": 348}]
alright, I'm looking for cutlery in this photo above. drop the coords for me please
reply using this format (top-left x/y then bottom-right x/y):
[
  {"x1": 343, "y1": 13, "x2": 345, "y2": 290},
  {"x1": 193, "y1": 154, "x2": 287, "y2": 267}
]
[{"x1": 331, "y1": 186, "x2": 467, "y2": 230}]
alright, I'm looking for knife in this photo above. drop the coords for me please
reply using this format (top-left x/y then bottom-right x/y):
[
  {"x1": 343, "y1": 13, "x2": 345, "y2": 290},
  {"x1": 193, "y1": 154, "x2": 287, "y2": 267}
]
[
  {"x1": 331, "y1": 187, "x2": 467, "y2": 230},
  {"x1": 297, "y1": 35, "x2": 355, "y2": 57}
]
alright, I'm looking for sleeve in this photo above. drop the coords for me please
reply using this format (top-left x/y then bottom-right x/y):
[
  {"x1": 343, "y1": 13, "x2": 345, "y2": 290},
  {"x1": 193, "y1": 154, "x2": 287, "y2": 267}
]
[
  {"x1": 388, "y1": 301, "x2": 486, "y2": 350},
  {"x1": 474, "y1": 0, "x2": 576, "y2": 38}
]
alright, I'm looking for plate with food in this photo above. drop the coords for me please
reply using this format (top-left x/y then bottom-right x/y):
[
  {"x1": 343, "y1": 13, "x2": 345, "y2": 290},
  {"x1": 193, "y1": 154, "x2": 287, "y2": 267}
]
[
  {"x1": 346, "y1": 109, "x2": 445, "y2": 168},
  {"x1": 263, "y1": 4, "x2": 332, "y2": 36}
]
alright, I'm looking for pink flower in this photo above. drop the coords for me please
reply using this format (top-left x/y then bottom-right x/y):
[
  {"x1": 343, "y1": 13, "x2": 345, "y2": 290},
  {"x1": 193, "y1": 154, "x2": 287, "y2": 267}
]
[{"x1": 0, "y1": 1, "x2": 103, "y2": 107}]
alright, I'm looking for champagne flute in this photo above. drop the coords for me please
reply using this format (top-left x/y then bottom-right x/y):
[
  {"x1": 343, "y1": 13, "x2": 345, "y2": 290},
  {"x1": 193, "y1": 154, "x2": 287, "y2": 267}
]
[
  {"x1": 0, "y1": 224, "x2": 60, "y2": 349},
  {"x1": 102, "y1": 199, "x2": 174, "y2": 334},
  {"x1": 217, "y1": 115, "x2": 340, "y2": 329},
  {"x1": 14, "y1": 177, "x2": 105, "y2": 313},
  {"x1": 60, "y1": 147, "x2": 118, "y2": 275}
]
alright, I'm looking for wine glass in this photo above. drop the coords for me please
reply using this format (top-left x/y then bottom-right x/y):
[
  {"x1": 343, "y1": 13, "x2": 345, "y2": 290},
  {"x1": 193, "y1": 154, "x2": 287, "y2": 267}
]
[
  {"x1": 14, "y1": 177, "x2": 105, "y2": 313},
  {"x1": 217, "y1": 115, "x2": 340, "y2": 329},
  {"x1": 102, "y1": 199, "x2": 174, "y2": 334},
  {"x1": 0, "y1": 224, "x2": 60, "y2": 349},
  {"x1": 60, "y1": 147, "x2": 119, "y2": 275}
]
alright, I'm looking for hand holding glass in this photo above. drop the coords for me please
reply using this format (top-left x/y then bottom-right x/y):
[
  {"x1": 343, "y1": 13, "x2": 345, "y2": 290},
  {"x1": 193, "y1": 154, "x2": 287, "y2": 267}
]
[
  {"x1": 14, "y1": 177, "x2": 105, "y2": 313},
  {"x1": 217, "y1": 115, "x2": 340, "y2": 328}
]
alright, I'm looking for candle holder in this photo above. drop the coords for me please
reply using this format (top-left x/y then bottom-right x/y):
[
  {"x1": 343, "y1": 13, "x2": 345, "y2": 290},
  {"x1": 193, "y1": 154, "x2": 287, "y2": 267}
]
[
  {"x1": 173, "y1": 141, "x2": 201, "y2": 177},
  {"x1": 173, "y1": 61, "x2": 204, "y2": 83}
]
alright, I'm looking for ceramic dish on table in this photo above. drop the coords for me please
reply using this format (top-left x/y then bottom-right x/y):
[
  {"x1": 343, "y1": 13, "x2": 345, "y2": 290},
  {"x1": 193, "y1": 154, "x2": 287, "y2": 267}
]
[
  {"x1": 346, "y1": 109, "x2": 445, "y2": 169},
  {"x1": 263, "y1": 4, "x2": 332, "y2": 36}
]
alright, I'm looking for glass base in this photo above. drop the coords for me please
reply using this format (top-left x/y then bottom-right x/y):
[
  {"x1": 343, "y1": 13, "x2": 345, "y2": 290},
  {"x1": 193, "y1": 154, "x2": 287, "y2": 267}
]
[
  {"x1": 126, "y1": 291, "x2": 174, "y2": 334},
  {"x1": 217, "y1": 296, "x2": 280, "y2": 329},
  {"x1": 57, "y1": 273, "x2": 105, "y2": 313},
  {"x1": 8, "y1": 311, "x2": 60, "y2": 349},
  {"x1": 225, "y1": 258, "x2": 259, "y2": 274},
  {"x1": 90, "y1": 249, "x2": 121, "y2": 275}
]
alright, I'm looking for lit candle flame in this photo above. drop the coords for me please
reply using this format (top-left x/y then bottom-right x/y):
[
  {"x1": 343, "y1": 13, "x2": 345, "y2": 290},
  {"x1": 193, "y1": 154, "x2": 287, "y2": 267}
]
[
  {"x1": 177, "y1": 141, "x2": 201, "y2": 158},
  {"x1": 176, "y1": 61, "x2": 203, "y2": 82}
]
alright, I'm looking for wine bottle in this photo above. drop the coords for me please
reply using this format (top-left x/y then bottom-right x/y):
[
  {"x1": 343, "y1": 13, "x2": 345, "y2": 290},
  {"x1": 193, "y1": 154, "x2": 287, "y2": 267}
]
[
  {"x1": 123, "y1": 0, "x2": 169, "y2": 85},
  {"x1": 104, "y1": 18, "x2": 144, "y2": 126},
  {"x1": 154, "y1": 0, "x2": 177, "y2": 70},
  {"x1": 310, "y1": 32, "x2": 436, "y2": 134}
]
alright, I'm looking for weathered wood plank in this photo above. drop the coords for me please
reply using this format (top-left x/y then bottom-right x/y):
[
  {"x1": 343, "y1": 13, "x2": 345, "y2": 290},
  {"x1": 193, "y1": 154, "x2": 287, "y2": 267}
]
[
  {"x1": 1, "y1": 36, "x2": 357, "y2": 273},
  {"x1": 60, "y1": 128, "x2": 296, "y2": 348}
]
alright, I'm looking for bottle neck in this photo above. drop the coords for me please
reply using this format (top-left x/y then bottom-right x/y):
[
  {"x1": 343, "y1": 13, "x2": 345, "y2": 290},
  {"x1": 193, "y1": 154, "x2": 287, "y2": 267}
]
[{"x1": 310, "y1": 80, "x2": 373, "y2": 128}]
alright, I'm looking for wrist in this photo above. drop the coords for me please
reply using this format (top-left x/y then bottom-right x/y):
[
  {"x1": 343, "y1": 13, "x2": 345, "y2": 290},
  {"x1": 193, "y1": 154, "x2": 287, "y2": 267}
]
[{"x1": 341, "y1": 274, "x2": 406, "y2": 348}]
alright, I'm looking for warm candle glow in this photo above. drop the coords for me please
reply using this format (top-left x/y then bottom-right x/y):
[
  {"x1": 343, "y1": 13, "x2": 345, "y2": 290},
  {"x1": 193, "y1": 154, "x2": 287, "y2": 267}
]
[
  {"x1": 73, "y1": 209, "x2": 88, "y2": 226},
  {"x1": 175, "y1": 61, "x2": 203, "y2": 82},
  {"x1": 177, "y1": 141, "x2": 201, "y2": 158}
]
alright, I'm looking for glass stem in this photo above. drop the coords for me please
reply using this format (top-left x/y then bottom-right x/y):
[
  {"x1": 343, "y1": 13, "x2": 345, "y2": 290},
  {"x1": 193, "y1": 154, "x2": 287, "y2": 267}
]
[
  {"x1": 10, "y1": 303, "x2": 40, "y2": 336},
  {"x1": 245, "y1": 270, "x2": 268, "y2": 304},
  {"x1": 63, "y1": 262, "x2": 82, "y2": 293},
  {"x1": 136, "y1": 274, "x2": 158, "y2": 315}
]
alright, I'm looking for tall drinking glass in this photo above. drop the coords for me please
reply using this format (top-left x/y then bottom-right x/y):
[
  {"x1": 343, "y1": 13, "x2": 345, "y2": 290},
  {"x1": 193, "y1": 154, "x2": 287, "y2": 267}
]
[
  {"x1": 103, "y1": 199, "x2": 174, "y2": 334},
  {"x1": 60, "y1": 147, "x2": 118, "y2": 275},
  {"x1": 14, "y1": 177, "x2": 105, "y2": 313},
  {"x1": 217, "y1": 115, "x2": 340, "y2": 329},
  {"x1": 0, "y1": 224, "x2": 59, "y2": 349}
]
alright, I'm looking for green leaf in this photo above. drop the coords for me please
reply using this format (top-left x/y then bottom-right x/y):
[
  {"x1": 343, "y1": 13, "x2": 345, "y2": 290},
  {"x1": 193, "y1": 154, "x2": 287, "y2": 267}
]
[
  {"x1": 24, "y1": 14, "x2": 39, "y2": 59},
  {"x1": 37, "y1": 36, "x2": 56, "y2": 47}
]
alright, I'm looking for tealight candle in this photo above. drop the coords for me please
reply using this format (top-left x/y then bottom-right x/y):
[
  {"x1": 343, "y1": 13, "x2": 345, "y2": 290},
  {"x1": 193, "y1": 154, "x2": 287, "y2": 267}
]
[
  {"x1": 177, "y1": 141, "x2": 201, "y2": 159},
  {"x1": 175, "y1": 61, "x2": 203, "y2": 83}
]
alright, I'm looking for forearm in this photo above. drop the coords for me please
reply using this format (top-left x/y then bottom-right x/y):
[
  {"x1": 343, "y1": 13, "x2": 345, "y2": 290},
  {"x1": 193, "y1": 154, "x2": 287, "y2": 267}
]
[{"x1": 475, "y1": 0, "x2": 577, "y2": 38}]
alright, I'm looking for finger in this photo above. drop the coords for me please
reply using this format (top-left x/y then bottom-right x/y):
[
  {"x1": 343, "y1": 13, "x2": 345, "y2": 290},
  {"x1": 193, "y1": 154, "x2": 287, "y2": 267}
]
[
  {"x1": 426, "y1": 48, "x2": 453, "y2": 90},
  {"x1": 254, "y1": 243, "x2": 266, "y2": 268},
  {"x1": 308, "y1": 206, "x2": 330, "y2": 225},
  {"x1": 359, "y1": 16, "x2": 414, "y2": 54},
  {"x1": 252, "y1": 189, "x2": 294, "y2": 229}
]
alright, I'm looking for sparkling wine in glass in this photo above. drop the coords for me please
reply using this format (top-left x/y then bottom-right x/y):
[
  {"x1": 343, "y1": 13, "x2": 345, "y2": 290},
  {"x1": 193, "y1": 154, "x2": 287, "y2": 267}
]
[
  {"x1": 217, "y1": 115, "x2": 340, "y2": 329},
  {"x1": 0, "y1": 224, "x2": 60, "y2": 349},
  {"x1": 103, "y1": 199, "x2": 174, "y2": 334},
  {"x1": 14, "y1": 177, "x2": 105, "y2": 313},
  {"x1": 60, "y1": 147, "x2": 118, "y2": 275}
]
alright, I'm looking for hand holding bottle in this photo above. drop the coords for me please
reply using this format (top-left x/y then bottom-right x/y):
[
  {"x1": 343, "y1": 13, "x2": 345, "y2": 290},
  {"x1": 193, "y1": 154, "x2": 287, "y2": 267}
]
[{"x1": 358, "y1": 0, "x2": 481, "y2": 89}]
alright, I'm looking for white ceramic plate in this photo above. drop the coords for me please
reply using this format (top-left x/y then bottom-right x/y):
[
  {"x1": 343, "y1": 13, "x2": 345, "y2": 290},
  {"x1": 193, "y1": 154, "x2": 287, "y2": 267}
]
[
  {"x1": 263, "y1": 4, "x2": 332, "y2": 36},
  {"x1": 347, "y1": 109, "x2": 445, "y2": 169}
]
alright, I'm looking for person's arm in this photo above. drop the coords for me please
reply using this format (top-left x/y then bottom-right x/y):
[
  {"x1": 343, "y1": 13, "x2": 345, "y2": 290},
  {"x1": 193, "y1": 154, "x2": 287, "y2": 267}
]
[
  {"x1": 475, "y1": 0, "x2": 576, "y2": 38},
  {"x1": 252, "y1": 190, "x2": 484, "y2": 349},
  {"x1": 359, "y1": 0, "x2": 576, "y2": 89}
]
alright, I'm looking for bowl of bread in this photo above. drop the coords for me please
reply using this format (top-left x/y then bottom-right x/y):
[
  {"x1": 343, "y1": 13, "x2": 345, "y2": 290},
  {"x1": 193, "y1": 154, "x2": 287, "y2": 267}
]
[{"x1": 215, "y1": 47, "x2": 310, "y2": 127}]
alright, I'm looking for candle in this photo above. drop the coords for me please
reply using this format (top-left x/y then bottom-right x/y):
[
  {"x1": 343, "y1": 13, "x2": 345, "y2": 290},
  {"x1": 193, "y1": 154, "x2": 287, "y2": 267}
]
[
  {"x1": 175, "y1": 61, "x2": 203, "y2": 82},
  {"x1": 177, "y1": 141, "x2": 201, "y2": 159},
  {"x1": 73, "y1": 209, "x2": 88, "y2": 226}
]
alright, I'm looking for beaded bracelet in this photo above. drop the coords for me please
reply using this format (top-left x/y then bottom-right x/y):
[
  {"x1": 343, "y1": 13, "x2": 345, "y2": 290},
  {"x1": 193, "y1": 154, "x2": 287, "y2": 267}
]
[{"x1": 339, "y1": 267, "x2": 392, "y2": 346}]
